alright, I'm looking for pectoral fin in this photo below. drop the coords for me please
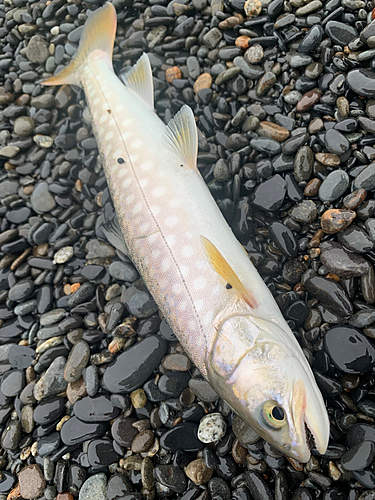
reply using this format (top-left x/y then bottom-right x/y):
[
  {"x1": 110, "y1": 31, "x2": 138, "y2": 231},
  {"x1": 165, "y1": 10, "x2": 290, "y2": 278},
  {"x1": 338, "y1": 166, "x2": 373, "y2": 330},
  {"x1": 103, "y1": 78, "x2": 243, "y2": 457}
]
[
  {"x1": 200, "y1": 236, "x2": 257, "y2": 309},
  {"x1": 162, "y1": 105, "x2": 198, "y2": 172}
]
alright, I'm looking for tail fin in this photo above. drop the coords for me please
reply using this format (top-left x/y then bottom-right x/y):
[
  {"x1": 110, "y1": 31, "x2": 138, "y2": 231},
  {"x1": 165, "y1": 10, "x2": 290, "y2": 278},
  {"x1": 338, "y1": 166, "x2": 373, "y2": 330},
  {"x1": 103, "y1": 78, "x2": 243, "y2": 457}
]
[{"x1": 42, "y1": 2, "x2": 117, "y2": 87}]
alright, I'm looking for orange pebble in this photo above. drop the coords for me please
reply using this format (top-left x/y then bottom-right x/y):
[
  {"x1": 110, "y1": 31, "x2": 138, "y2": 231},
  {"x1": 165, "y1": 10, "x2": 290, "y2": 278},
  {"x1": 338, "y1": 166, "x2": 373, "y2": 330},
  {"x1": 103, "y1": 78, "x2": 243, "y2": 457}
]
[
  {"x1": 70, "y1": 283, "x2": 80, "y2": 293},
  {"x1": 235, "y1": 35, "x2": 250, "y2": 49},
  {"x1": 166, "y1": 66, "x2": 181, "y2": 82}
]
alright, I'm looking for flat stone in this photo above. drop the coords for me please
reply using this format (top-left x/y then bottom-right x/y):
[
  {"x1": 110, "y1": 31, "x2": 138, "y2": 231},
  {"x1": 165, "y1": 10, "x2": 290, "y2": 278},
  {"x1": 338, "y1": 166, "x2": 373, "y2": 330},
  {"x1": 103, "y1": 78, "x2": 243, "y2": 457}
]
[{"x1": 18, "y1": 465, "x2": 45, "y2": 500}]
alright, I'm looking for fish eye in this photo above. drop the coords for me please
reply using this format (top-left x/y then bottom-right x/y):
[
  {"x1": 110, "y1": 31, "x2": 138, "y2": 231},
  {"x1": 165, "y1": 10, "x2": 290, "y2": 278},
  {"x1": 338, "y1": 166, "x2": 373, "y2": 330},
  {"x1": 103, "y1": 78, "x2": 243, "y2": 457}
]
[{"x1": 262, "y1": 401, "x2": 286, "y2": 429}]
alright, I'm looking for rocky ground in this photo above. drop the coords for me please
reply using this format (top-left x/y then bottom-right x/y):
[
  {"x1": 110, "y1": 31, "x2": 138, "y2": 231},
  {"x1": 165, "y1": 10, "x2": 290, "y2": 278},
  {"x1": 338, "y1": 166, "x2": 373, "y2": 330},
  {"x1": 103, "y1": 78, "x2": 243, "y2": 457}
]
[{"x1": 1, "y1": 0, "x2": 375, "y2": 498}]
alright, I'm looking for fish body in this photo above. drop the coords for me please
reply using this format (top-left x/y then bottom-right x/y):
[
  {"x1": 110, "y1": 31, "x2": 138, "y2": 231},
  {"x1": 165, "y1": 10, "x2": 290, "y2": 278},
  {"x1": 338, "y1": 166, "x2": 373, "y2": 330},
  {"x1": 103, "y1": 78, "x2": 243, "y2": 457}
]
[{"x1": 43, "y1": 3, "x2": 330, "y2": 462}]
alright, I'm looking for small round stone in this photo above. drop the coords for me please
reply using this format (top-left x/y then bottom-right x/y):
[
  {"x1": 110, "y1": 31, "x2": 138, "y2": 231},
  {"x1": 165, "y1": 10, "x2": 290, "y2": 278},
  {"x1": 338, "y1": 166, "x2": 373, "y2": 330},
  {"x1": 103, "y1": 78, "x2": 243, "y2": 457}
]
[
  {"x1": 198, "y1": 413, "x2": 227, "y2": 443},
  {"x1": 54, "y1": 246, "x2": 74, "y2": 264},
  {"x1": 185, "y1": 458, "x2": 213, "y2": 485}
]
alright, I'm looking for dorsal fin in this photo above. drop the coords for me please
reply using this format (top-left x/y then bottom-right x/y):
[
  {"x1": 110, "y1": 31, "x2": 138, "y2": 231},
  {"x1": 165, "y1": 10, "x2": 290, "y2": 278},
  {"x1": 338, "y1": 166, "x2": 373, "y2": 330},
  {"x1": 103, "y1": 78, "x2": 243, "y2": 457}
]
[
  {"x1": 162, "y1": 105, "x2": 198, "y2": 172},
  {"x1": 200, "y1": 236, "x2": 257, "y2": 309},
  {"x1": 121, "y1": 53, "x2": 154, "y2": 108}
]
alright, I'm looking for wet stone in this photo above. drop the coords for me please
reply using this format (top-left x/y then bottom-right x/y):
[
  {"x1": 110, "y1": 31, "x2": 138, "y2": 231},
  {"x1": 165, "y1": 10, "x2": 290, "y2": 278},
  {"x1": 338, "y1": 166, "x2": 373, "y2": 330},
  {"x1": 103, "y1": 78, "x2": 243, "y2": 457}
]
[
  {"x1": 103, "y1": 336, "x2": 167, "y2": 393},
  {"x1": 18, "y1": 465, "x2": 45, "y2": 500},
  {"x1": 324, "y1": 130, "x2": 349, "y2": 156},
  {"x1": 154, "y1": 465, "x2": 187, "y2": 494},
  {"x1": 251, "y1": 174, "x2": 286, "y2": 212},
  {"x1": 60, "y1": 416, "x2": 107, "y2": 446},
  {"x1": 185, "y1": 458, "x2": 213, "y2": 485},
  {"x1": 107, "y1": 475, "x2": 131, "y2": 500},
  {"x1": 8, "y1": 345, "x2": 34, "y2": 369},
  {"x1": 8, "y1": 280, "x2": 34, "y2": 302},
  {"x1": 158, "y1": 371, "x2": 190, "y2": 397},
  {"x1": 160, "y1": 422, "x2": 204, "y2": 452},
  {"x1": 1, "y1": 370, "x2": 24, "y2": 397},
  {"x1": 269, "y1": 221, "x2": 298, "y2": 258},
  {"x1": 294, "y1": 145, "x2": 313, "y2": 182},
  {"x1": 111, "y1": 415, "x2": 138, "y2": 448},
  {"x1": 304, "y1": 276, "x2": 353, "y2": 317},
  {"x1": 320, "y1": 209, "x2": 356, "y2": 234},
  {"x1": 1, "y1": 420, "x2": 21, "y2": 450},
  {"x1": 290, "y1": 200, "x2": 317, "y2": 223},
  {"x1": 74, "y1": 395, "x2": 120, "y2": 422},
  {"x1": 338, "y1": 225, "x2": 374, "y2": 253},
  {"x1": 348, "y1": 68, "x2": 375, "y2": 98},
  {"x1": 342, "y1": 441, "x2": 375, "y2": 471},
  {"x1": 79, "y1": 473, "x2": 107, "y2": 500},
  {"x1": 325, "y1": 21, "x2": 357, "y2": 46},
  {"x1": 64, "y1": 340, "x2": 90, "y2": 383},
  {"x1": 198, "y1": 413, "x2": 227, "y2": 443},
  {"x1": 30, "y1": 181, "x2": 56, "y2": 213},
  {"x1": 324, "y1": 326, "x2": 375, "y2": 374},
  {"x1": 33, "y1": 396, "x2": 65, "y2": 425},
  {"x1": 354, "y1": 162, "x2": 375, "y2": 190},
  {"x1": 131, "y1": 429, "x2": 154, "y2": 453},
  {"x1": 88, "y1": 439, "x2": 121, "y2": 467},
  {"x1": 109, "y1": 261, "x2": 139, "y2": 282},
  {"x1": 320, "y1": 241, "x2": 369, "y2": 277},
  {"x1": 122, "y1": 284, "x2": 158, "y2": 318}
]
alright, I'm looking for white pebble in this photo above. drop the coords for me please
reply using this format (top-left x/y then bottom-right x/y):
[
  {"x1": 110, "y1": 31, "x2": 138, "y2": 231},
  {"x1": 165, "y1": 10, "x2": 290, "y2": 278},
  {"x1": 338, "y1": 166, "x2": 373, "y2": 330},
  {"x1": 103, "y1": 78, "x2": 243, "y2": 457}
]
[
  {"x1": 53, "y1": 246, "x2": 74, "y2": 264},
  {"x1": 198, "y1": 412, "x2": 227, "y2": 444}
]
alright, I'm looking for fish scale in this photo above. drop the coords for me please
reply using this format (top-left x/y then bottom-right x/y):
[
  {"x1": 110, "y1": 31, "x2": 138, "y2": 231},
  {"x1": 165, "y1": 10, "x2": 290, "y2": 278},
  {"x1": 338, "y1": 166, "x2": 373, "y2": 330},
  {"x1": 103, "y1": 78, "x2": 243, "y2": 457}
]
[{"x1": 42, "y1": 1, "x2": 330, "y2": 462}]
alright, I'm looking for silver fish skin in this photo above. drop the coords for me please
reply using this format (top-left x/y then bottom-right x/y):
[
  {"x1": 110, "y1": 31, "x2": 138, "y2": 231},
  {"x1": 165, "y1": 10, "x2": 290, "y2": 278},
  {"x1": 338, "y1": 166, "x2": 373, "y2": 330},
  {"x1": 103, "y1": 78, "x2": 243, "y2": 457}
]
[{"x1": 42, "y1": 2, "x2": 330, "y2": 462}]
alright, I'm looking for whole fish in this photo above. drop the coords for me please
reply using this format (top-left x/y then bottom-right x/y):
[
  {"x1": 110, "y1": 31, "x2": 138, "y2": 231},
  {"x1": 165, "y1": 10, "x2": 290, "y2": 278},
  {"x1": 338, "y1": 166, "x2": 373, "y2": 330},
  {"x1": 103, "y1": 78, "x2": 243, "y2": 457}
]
[{"x1": 43, "y1": 2, "x2": 329, "y2": 461}]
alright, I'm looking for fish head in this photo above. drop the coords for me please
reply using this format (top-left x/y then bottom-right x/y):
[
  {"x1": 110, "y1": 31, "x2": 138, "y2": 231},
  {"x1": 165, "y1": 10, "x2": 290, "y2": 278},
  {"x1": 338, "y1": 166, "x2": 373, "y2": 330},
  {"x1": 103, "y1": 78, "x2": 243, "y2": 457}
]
[{"x1": 207, "y1": 313, "x2": 330, "y2": 462}]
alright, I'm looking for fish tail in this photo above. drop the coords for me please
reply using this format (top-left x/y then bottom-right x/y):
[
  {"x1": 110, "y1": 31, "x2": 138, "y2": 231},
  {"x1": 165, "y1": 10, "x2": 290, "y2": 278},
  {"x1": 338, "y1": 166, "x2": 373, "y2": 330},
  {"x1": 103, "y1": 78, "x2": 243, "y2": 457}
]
[{"x1": 41, "y1": 2, "x2": 116, "y2": 87}]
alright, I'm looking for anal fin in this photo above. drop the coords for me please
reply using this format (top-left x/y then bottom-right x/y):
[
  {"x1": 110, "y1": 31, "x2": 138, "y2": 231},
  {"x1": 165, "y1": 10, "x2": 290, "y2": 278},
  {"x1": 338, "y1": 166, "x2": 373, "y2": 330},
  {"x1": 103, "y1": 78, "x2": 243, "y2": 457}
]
[{"x1": 102, "y1": 215, "x2": 129, "y2": 257}]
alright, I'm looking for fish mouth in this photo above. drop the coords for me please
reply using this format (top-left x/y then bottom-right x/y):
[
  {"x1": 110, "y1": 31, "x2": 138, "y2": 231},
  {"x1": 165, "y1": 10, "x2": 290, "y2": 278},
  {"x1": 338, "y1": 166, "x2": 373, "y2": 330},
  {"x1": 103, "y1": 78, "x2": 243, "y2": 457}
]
[{"x1": 292, "y1": 379, "x2": 329, "y2": 463}]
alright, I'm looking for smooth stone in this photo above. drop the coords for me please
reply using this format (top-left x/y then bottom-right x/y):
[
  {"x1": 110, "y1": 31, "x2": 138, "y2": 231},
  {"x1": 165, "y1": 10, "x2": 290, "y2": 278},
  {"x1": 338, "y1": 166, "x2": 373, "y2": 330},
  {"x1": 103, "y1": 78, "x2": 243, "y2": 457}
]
[
  {"x1": 33, "y1": 396, "x2": 65, "y2": 425},
  {"x1": 31, "y1": 181, "x2": 56, "y2": 213},
  {"x1": 109, "y1": 261, "x2": 139, "y2": 282},
  {"x1": 250, "y1": 137, "x2": 281, "y2": 156},
  {"x1": 294, "y1": 145, "x2": 313, "y2": 182},
  {"x1": 37, "y1": 432, "x2": 61, "y2": 457},
  {"x1": 122, "y1": 283, "x2": 158, "y2": 318},
  {"x1": 319, "y1": 170, "x2": 350, "y2": 202},
  {"x1": 8, "y1": 280, "x2": 34, "y2": 302},
  {"x1": 324, "y1": 130, "x2": 349, "y2": 155},
  {"x1": 160, "y1": 422, "x2": 204, "y2": 452},
  {"x1": 106, "y1": 475, "x2": 131, "y2": 500},
  {"x1": 41, "y1": 356, "x2": 68, "y2": 398},
  {"x1": 87, "y1": 439, "x2": 121, "y2": 467},
  {"x1": 188, "y1": 379, "x2": 219, "y2": 402},
  {"x1": 74, "y1": 395, "x2": 120, "y2": 422},
  {"x1": 60, "y1": 416, "x2": 107, "y2": 446},
  {"x1": 347, "y1": 68, "x2": 375, "y2": 97},
  {"x1": 103, "y1": 336, "x2": 167, "y2": 393},
  {"x1": 18, "y1": 465, "x2": 46, "y2": 500},
  {"x1": 158, "y1": 372, "x2": 190, "y2": 397},
  {"x1": 232, "y1": 415, "x2": 260, "y2": 445},
  {"x1": 111, "y1": 415, "x2": 138, "y2": 448},
  {"x1": 298, "y1": 24, "x2": 324, "y2": 53},
  {"x1": 198, "y1": 413, "x2": 227, "y2": 443},
  {"x1": 154, "y1": 465, "x2": 187, "y2": 494},
  {"x1": 268, "y1": 221, "x2": 298, "y2": 258},
  {"x1": 0, "y1": 472, "x2": 16, "y2": 493},
  {"x1": 324, "y1": 326, "x2": 375, "y2": 374},
  {"x1": 338, "y1": 225, "x2": 374, "y2": 253},
  {"x1": 79, "y1": 473, "x2": 107, "y2": 500},
  {"x1": 346, "y1": 423, "x2": 375, "y2": 447},
  {"x1": 320, "y1": 241, "x2": 369, "y2": 277},
  {"x1": 1, "y1": 420, "x2": 21, "y2": 450},
  {"x1": 245, "y1": 471, "x2": 273, "y2": 500},
  {"x1": 64, "y1": 340, "x2": 90, "y2": 383},
  {"x1": 8, "y1": 345, "x2": 35, "y2": 368},
  {"x1": 1, "y1": 369, "x2": 24, "y2": 397},
  {"x1": 354, "y1": 162, "x2": 375, "y2": 190},
  {"x1": 304, "y1": 276, "x2": 353, "y2": 317},
  {"x1": 250, "y1": 174, "x2": 286, "y2": 212},
  {"x1": 325, "y1": 21, "x2": 357, "y2": 46}
]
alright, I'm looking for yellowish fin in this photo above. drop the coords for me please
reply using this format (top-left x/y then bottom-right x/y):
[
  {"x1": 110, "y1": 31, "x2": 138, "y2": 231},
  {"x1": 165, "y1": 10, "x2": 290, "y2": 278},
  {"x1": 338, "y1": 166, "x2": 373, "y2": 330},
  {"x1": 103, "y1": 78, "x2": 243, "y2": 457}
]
[
  {"x1": 41, "y1": 2, "x2": 117, "y2": 87},
  {"x1": 121, "y1": 53, "x2": 154, "y2": 108},
  {"x1": 162, "y1": 105, "x2": 198, "y2": 172},
  {"x1": 200, "y1": 236, "x2": 257, "y2": 309}
]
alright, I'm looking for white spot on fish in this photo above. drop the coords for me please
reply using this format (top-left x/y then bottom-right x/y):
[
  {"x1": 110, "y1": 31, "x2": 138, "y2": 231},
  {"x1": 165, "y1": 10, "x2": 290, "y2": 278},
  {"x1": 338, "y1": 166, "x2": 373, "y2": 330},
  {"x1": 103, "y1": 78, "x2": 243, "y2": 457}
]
[
  {"x1": 113, "y1": 149, "x2": 123, "y2": 159},
  {"x1": 195, "y1": 299, "x2": 204, "y2": 311},
  {"x1": 180, "y1": 265, "x2": 189, "y2": 277},
  {"x1": 166, "y1": 235, "x2": 175, "y2": 247},
  {"x1": 196, "y1": 260, "x2": 206, "y2": 270},
  {"x1": 122, "y1": 119, "x2": 133, "y2": 127},
  {"x1": 132, "y1": 140, "x2": 142, "y2": 149},
  {"x1": 99, "y1": 115, "x2": 107, "y2": 124},
  {"x1": 152, "y1": 186, "x2": 166, "y2": 198},
  {"x1": 139, "y1": 222, "x2": 149, "y2": 233},
  {"x1": 126, "y1": 193, "x2": 135, "y2": 204},
  {"x1": 108, "y1": 118, "x2": 115, "y2": 127},
  {"x1": 139, "y1": 178, "x2": 148, "y2": 188},
  {"x1": 203, "y1": 311, "x2": 214, "y2": 326},
  {"x1": 186, "y1": 231, "x2": 194, "y2": 239},
  {"x1": 93, "y1": 98, "x2": 100, "y2": 105},
  {"x1": 118, "y1": 169, "x2": 128, "y2": 178},
  {"x1": 133, "y1": 202, "x2": 142, "y2": 215},
  {"x1": 179, "y1": 300, "x2": 188, "y2": 312},
  {"x1": 122, "y1": 132, "x2": 132, "y2": 140},
  {"x1": 141, "y1": 161, "x2": 153, "y2": 171},
  {"x1": 115, "y1": 104, "x2": 124, "y2": 112},
  {"x1": 129, "y1": 154, "x2": 139, "y2": 163},
  {"x1": 153, "y1": 249, "x2": 161, "y2": 259},
  {"x1": 166, "y1": 215, "x2": 179, "y2": 227},
  {"x1": 172, "y1": 283, "x2": 183, "y2": 294},
  {"x1": 213, "y1": 285, "x2": 221, "y2": 295},
  {"x1": 170, "y1": 198, "x2": 181, "y2": 208},
  {"x1": 105, "y1": 131, "x2": 114, "y2": 141},
  {"x1": 194, "y1": 277, "x2": 207, "y2": 290},
  {"x1": 123, "y1": 178, "x2": 132, "y2": 188},
  {"x1": 182, "y1": 245, "x2": 194, "y2": 257},
  {"x1": 162, "y1": 258, "x2": 171, "y2": 271},
  {"x1": 150, "y1": 205, "x2": 160, "y2": 216}
]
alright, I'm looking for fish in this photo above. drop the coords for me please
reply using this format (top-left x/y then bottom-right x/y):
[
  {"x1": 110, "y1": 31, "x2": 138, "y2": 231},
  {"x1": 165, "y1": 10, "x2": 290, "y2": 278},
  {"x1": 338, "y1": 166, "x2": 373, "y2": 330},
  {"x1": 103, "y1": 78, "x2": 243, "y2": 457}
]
[{"x1": 42, "y1": 2, "x2": 330, "y2": 462}]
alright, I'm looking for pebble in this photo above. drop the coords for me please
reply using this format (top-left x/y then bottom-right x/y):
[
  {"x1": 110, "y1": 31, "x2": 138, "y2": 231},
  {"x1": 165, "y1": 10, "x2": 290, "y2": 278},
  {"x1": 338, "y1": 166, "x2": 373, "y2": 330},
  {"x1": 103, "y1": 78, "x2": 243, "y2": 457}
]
[
  {"x1": 304, "y1": 276, "x2": 353, "y2": 317},
  {"x1": 320, "y1": 209, "x2": 356, "y2": 234},
  {"x1": 79, "y1": 474, "x2": 107, "y2": 500},
  {"x1": 18, "y1": 465, "x2": 45, "y2": 500},
  {"x1": 320, "y1": 241, "x2": 369, "y2": 277},
  {"x1": 160, "y1": 423, "x2": 204, "y2": 452},
  {"x1": 188, "y1": 379, "x2": 219, "y2": 402},
  {"x1": 154, "y1": 465, "x2": 187, "y2": 493},
  {"x1": 64, "y1": 340, "x2": 90, "y2": 383},
  {"x1": 31, "y1": 182, "x2": 56, "y2": 213},
  {"x1": 103, "y1": 336, "x2": 167, "y2": 393},
  {"x1": 348, "y1": 68, "x2": 375, "y2": 97},
  {"x1": 198, "y1": 413, "x2": 227, "y2": 443},
  {"x1": 74, "y1": 395, "x2": 120, "y2": 422},
  {"x1": 341, "y1": 441, "x2": 375, "y2": 471},
  {"x1": 324, "y1": 326, "x2": 375, "y2": 374}
]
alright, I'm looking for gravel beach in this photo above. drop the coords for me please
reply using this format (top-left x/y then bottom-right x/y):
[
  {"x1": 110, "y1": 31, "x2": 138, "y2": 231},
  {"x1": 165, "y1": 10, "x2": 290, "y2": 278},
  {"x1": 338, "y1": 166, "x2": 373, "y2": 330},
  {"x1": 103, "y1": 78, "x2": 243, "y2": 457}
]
[{"x1": 2, "y1": 0, "x2": 375, "y2": 498}]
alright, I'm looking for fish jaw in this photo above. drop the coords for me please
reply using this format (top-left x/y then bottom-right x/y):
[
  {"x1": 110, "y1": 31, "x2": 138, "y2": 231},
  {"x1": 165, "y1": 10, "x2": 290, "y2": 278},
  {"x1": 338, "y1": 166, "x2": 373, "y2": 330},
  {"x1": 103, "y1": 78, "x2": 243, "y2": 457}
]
[{"x1": 206, "y1": 313, "x2": 330, "y2": 462}]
